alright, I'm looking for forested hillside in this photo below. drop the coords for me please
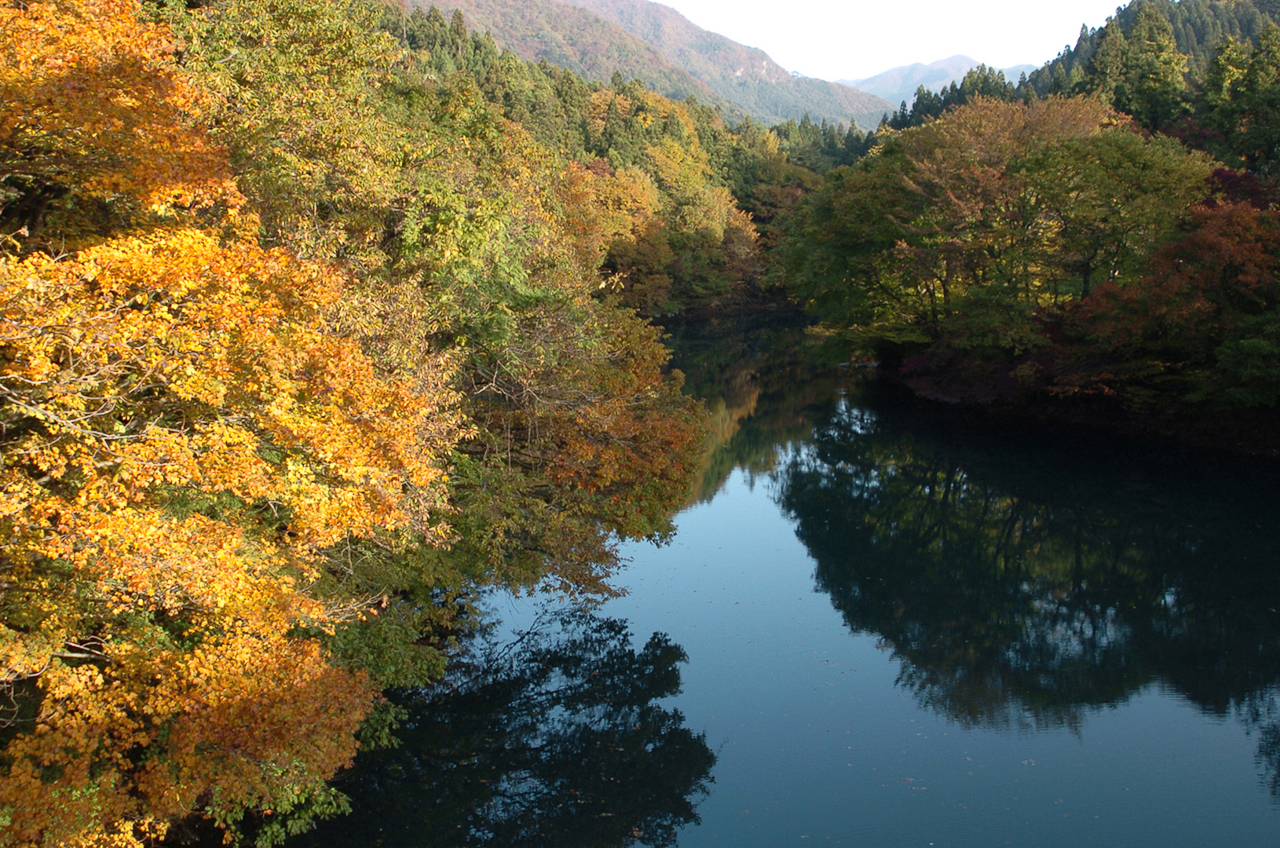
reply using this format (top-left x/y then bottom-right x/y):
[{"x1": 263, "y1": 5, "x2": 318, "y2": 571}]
[
  {"x1": 553, "y1": 0, "x2": 894, "y2": 129},
  {"x1": 398, "y1": 0, "x2": 722, "y2": 106},
  {"x1": 782, "y1": 0, "x2": 1280, "y2": 447},
  {"x1": 1027, "y1": 0, "x2": 1280, "y2": 92},
  {"x1": 0, "y1": 0, "x2": 713, "y2": 843},
  {"x1": 398, "y1": 5, "x2": 857, "y2": 313},
  {"x1": 428, "y1": 0, "x2": 893, "y2": 128}
]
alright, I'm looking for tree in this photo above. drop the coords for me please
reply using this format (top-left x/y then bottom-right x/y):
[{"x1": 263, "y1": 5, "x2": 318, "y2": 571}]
[
  {"x1": 1023, "y1": 128, "x2": 1216, "y2": 298},
  {"x1": 1083, "y1": 6, "x2": 1189, "y2": 130},
  {"x1": 884, "y1": 65, "x2": 1019, "y2": 131},
  {"x1": 782, "y1": 95, "x2": 1215, "y2": 402},
  {"x1": 0, "y1": 220, "x2": 462, "y2": 848},
  {"x1": 1062, "y1": 199, "x2": 1280, "y2": 407},
  {"x1": 3, "y1": 1, "x2": 713, "y2": 841},
  {"x1": 175, "y1": 0, "x2": 707, "y2": 596},
  {"x1": 785, "y1": 97, "x2": 1120, "y2": 351},
  {"x1": 374, "y1": 11, "x2": 768, "y2": 315},
  {"x1": 1123, "y1": 4, "x2": 1191, "y2": 128},
  {"x1": 0, "y1": 2, "x2": 464, "y2": 843},
  {"x1": 1198, "y1": 24, "x2": 1280, "y2": 175},
  {"x1": 0, "y1": 0, "x2": 238, "y2": 248}
]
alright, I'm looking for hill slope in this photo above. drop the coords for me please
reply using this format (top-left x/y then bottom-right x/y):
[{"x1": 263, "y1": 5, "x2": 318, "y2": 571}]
[
  {"x1": 417, "y1": 0, "x2": 723, "y2": 106},
  {"x1": 1024, "y1": 0, "x2": 1280, "y2": 94},
  {"x1": 555, "y1": 0, "x2": 892, "y2": 129},
  {"x1": 424, "y1": 0, "x2": 893, "y2": 128}
]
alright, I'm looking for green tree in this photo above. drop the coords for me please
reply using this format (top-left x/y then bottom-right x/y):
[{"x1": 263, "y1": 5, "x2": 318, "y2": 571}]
[
  {"x1": 1024, "y1": 129, "x2": 1216, "y2": 298},
  {"x1": 1200, "y1": 23, "x2": 1280, "y2": 174},
  {"x1": 885, "y1": 65, "x2": 1019, "y2": 130},
  {"x1": 783, "y1": 96, "x2": 1213, "y2": 372},
  {"x1": 1084, "y1": 5, "x2": 1188, "y2": 130}
]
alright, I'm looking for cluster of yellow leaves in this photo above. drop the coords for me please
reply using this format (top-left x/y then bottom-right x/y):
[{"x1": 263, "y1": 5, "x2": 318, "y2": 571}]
[
  {"x1": 0, "y1": 0, "x2": 240, "y2": 242},
  {"x1": 580, "y1": 87, "x2": 749, "y2": 246},
  {"x1": 0, "y1": 1, "x2": 467, "y2": 844},
  {"x1": 0, "y1": 227, "x2": 463, "y2": 845},
  {"x1": 567, "y1": 88, "x2": 757, "y2": 312}
]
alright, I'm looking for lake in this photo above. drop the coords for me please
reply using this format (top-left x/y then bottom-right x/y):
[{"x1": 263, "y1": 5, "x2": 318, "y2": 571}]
[{"x1": 302, "y1": 315, "x2": 1280, "y2": 847}]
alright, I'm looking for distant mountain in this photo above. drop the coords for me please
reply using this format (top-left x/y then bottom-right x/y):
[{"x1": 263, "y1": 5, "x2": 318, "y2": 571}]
[
  {"x1": 844, "y1": 55, "x2": 1036, "y2": 108},
  {"x1": 425, "y1": 0, "x2": 894, "y2": 129},
  {"x1": 419, "y1": 0, "x2": 721, "y2": 105},
  {"x1": 554, "y1": 0, "x2": 893, "y2": 129}
]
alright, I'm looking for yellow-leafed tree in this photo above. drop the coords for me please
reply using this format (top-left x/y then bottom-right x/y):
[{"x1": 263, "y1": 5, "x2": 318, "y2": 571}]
[{"x1": 0, "y1": 1, "x2": 463, "y2": 844}]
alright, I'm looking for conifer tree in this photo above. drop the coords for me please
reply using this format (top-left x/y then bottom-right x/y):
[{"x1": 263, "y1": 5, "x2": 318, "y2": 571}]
[{"x1": 1124, "y1": 4, "x2": 1190, "y2": 128}]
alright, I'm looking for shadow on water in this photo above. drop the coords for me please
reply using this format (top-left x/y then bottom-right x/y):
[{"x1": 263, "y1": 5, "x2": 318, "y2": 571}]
[
  {"x1": 285, "y1": 312, "x2": 1280, "y2": 846},
  {"x1": 296, "y1": 609, "x2": 715, "y2": 848},
  {"x1": 662, "y1": 312, "x2": 847, "y2": 503},
  {"x1": 771, "y1": 379, "x2": 1280, "y2": 795}
]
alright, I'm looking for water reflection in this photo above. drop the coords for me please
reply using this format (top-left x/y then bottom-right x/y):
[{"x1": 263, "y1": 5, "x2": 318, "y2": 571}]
[
  {"x1": 771, "y1": 385, "x2": 1280, "y2": 793},
  {"x1": 664, "y1": 313, "x2": 844, "y2": 502},
  {"x1": 299, "y1": 610, "x2": 714, "y2": 848},
  {"x1": 299, "y1": 316, "x2": 1280, "y2": 847}
]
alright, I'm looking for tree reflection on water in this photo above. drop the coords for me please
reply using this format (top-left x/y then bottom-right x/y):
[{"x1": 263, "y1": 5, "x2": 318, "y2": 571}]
[
  {"x1": 298, "y1": 609, "x2": 714, "y2": 848},
  {"x1": 771, "y1": 386, "x2": 1280, "y2": 795}
]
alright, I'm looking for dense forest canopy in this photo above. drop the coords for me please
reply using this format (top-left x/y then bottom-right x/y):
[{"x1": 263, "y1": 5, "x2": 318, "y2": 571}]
[
  {"x1": 0, "y1": 0, "x2": 713, "y2": 843},
  {"x1": 782, "y1": 0, "x2": 1280, "y2": 437},
  {"x1": 387, "y1": 5, "x2": 766, "y2": 314}
]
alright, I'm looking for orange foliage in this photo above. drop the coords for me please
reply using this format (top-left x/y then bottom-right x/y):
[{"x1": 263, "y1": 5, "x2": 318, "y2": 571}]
[
  {"x1": 558, "y1": 162, "x2": 660, "y2": 271},
  {"x1": 0, "y1": 0, "x2": 240, "y2": 244},
  {"x1": 0, "y1": 2, "x2": 464, "y2": 843},
  {"x1": 0, "y1": 229, "x2": 462, "y2": 845}
]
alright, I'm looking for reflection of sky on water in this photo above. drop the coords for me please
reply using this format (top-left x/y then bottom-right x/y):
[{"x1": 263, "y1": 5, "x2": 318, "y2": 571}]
[
  {"x1": 588, "y1": 467, "x2": 1280, "y2": 847},
  {"x1": 311, "y1": 313, "x2": 1280, "y2": 847}
]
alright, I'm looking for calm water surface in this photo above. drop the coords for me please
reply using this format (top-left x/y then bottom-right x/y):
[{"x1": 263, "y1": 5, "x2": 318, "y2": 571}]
[{"x1": 307, "y1": 317, "x2": 1280, "y2": 847}]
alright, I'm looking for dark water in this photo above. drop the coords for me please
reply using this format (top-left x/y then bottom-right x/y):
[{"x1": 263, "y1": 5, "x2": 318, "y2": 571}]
[{"x1": 305, "y1": 316, "x2": 1280, "y2": 847}]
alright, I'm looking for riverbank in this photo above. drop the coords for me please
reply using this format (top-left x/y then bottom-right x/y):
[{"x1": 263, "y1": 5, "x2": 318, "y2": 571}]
[
  {"x1": 883, "y1": 362, "x2": 1280, "y2": 460},
  {"x1": 662, "y1": 307, "x2": 1280, "y2": 460}
]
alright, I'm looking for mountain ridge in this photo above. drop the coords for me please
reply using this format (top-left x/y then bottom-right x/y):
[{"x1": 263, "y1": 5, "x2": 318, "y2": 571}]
[
  {"x1": 424, "y1": 0, "x2": 893, "y2": 129},
  {"x1": 553, "y1": 0, "x2": 891, "y2": 128},
  {"x1": 414, "y1": 0, "x2": 721, "y2": 105}
]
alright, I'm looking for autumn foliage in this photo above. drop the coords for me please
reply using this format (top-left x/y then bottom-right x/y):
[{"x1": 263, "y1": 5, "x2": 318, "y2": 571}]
[
  {"x1": 1052, "y1": 197, "x2": 1280, "y2": 408},
  {"x1": 0, "y1": 0, "x2": 707, "y2": 844},
  {"x1": 0, "y1": 227, "x2": 458, "y2": 841},
  {"x1": 0, "y1": 0, "x2": 239, "y2": 245},
  {"x1": 780, "y1": 96, "x2": 1280, "y2": 415},
  {"x1": 383, "y1": 8, "x2": 764, "y2": 315},
  {"x1": 0, "y1": 0, "x2": 459, "y2": 843}
]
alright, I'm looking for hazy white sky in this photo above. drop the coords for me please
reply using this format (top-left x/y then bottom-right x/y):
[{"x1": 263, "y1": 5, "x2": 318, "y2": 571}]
[{"x1": 652, "y1": 0, "x2": 1129, "y2": 80}]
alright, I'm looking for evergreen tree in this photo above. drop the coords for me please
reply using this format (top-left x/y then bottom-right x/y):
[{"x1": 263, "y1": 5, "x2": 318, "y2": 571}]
[
  {"x1": 885, "y1": 66, "x2": 1019, "y2": 131},
  {"x1": 1124, "y1": 4, "x2": 1190, "y2": 128},
  {"x1": 1081, "y1": 7, "x2": 1188, "y2": 130},
  {"x1": 1212, "y1": 23, "x2": 1280, "y2": 173}
]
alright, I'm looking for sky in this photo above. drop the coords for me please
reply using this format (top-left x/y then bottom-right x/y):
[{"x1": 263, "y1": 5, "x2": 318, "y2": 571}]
[{"x1": 651, "y1": 0, "x2": 1130, "y2": 81}]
